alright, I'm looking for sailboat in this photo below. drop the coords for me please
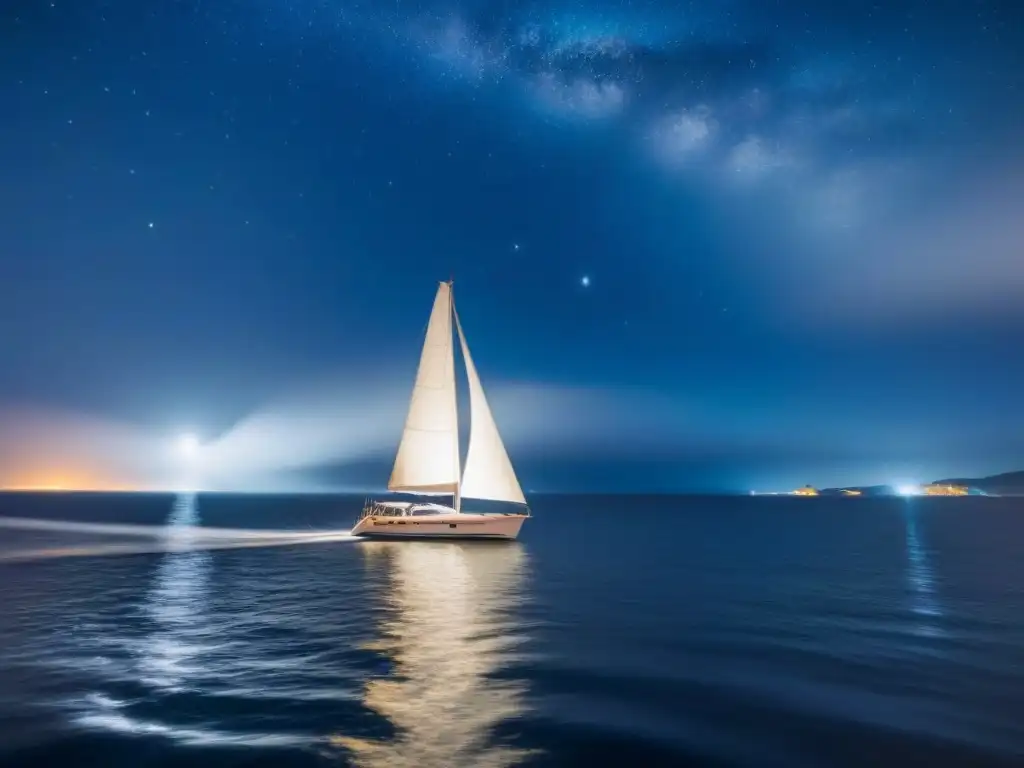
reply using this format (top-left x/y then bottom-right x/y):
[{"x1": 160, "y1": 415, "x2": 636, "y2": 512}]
[{"x1": 352, "y1": 281, "x2": 530, "y2": 540}]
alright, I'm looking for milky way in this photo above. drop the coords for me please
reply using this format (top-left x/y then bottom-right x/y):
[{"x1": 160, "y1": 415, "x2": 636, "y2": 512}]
[{"x1": 218, "y1": 0, "x2": 1024, "y2": 323}]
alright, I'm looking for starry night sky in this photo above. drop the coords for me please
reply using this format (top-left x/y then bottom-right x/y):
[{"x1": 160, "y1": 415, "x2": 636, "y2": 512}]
[{"x1": 2, "y1": 0, "x2": 1023, "y2": 492}]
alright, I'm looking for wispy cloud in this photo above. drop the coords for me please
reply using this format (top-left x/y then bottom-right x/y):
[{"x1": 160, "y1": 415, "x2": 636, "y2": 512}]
[
  {"x1": 648, "y1": 106, "x2": 715, "y2": 166},
  {"x1": 429, "y1": 15, "x2": 509, "y2": 81},
  {"x1": 529, "y1": 73, "x2": 626, "y2": 118},
  {"x1": 800, "y1": 172, "x2": 1024, "y2": 323},
  {"x1": 726, "y1": 135, "x2": 795, "y2": 178}
]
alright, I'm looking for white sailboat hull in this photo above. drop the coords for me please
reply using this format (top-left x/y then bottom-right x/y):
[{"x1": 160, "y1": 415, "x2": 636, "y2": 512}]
[{"x1": 352, "y1": 511, "x2": 527, "y2": 540}]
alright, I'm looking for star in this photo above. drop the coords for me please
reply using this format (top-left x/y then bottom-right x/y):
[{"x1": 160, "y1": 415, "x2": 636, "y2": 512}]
[
  {"x1": 512, "y1": 243, "x2": 520, "y2": 251},
  {"x1": 147, "y1": 222, "x2": 154, "y2": 229},
  {"x1": 581, "y1": 275, "x2": 591, "y2": 288}
]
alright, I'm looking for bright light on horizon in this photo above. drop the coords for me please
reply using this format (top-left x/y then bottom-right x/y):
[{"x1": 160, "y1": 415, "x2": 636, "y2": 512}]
[
  {"x1": 177, "y1": 433, "x2": 200, "y2": 459},
  {"x1": 897, "y1": 484, "x2": 921, "y2": 497}
]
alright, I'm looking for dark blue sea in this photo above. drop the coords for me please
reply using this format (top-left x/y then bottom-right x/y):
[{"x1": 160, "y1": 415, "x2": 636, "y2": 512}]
[{"x1": 1, "y1": 493, "x2": 1023, "y2": 767}]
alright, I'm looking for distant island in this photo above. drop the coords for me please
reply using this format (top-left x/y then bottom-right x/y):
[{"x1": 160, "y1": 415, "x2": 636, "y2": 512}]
[
  {"x1": 928, "y1": 470, "x2": 1024, "y2": 496},
  {"x1": 816, "y1": 469, "x2": 1024, "y2": 497}
]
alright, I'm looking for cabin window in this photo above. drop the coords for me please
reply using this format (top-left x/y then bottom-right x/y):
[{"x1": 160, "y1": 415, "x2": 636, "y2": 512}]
[{"x1": 449, "y1": 523, "x2": 457, "y2": 529}]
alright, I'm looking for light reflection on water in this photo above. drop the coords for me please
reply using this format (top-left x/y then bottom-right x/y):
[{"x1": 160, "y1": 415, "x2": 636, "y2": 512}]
[
  {"x1": 137, "y1": 493, "x2": 214, "y2": 691},
  {"x1": 903, "y1": 503, "x2": 944, "y2": 637},
  {"x1": 71, "y1": 493, "x2": 318, "y2": 747},
  {"x1": 332, "y1": 541, "x2": 537, "y2": 767}
]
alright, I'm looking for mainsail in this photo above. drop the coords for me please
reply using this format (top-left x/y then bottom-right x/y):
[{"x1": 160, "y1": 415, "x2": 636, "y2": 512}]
[
  {"x1": 454, "y1": 309, "x2": 527, "y2": 506},
  {"x1": 388, "y1": 282, "x2": 460, "y2": 494}
]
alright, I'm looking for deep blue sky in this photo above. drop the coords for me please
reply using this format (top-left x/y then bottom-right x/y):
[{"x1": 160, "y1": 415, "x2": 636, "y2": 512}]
[{"x1": 1, "y1": 0, "x2": 1023, "y2": 492}]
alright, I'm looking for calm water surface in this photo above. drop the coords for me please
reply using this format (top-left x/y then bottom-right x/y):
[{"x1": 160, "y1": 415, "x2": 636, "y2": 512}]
[{"x1": 1, "y1": 493, "x2": 1023, "y2": 767}]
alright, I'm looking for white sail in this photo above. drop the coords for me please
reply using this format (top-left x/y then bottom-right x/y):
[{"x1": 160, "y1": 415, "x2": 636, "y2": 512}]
[
  {"x1": 454, "y1": 309, "x2": 526, "y2": 505},
  {"x1": 388, "y1": 282, "x2": 460, "y2": 494}
]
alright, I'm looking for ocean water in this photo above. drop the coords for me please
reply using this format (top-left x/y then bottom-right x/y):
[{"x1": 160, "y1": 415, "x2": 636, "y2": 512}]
[{"x1": 1, "y1": 493, "x2": 1023, "y2": 767}]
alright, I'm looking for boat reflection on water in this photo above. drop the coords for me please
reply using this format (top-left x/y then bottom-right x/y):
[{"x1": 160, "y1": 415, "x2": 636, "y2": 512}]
[{"x1": 332, "y1": 541, "x2": 536, "y2": 767}]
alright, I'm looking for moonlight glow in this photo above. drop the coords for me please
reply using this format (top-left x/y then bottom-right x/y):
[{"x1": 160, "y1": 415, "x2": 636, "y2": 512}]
[{"x1": 177, "y1": 433, "x2": 200, "y2": 459}]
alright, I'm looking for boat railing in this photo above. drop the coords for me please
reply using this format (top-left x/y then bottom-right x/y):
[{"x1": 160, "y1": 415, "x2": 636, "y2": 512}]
[
  {"x1": 358, "y1": 499, "x2": 379, "y2": 520},
  {"x1": 359, "y1": 500, "x2": 404, "y2": 520}
]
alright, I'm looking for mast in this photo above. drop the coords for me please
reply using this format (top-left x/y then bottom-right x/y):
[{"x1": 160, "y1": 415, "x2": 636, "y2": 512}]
[{"x1": 450, "y1": 280, "x2": 462, "y2": 514}]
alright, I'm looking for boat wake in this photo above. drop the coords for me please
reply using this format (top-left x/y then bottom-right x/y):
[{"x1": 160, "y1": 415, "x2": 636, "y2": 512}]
[{"x1": 0, "y1": 515, "x2": 357, "y2": 563}]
